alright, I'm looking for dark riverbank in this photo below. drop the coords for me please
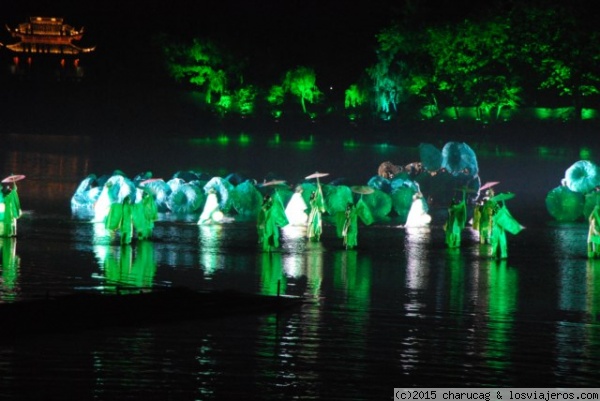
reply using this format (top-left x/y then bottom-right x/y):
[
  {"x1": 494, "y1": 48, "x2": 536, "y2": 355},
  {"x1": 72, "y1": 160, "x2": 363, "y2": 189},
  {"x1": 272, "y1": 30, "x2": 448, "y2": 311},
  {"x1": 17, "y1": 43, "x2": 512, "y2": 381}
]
[{"x1": 2, "y1": 78, "x2": 600, "y2": 150}]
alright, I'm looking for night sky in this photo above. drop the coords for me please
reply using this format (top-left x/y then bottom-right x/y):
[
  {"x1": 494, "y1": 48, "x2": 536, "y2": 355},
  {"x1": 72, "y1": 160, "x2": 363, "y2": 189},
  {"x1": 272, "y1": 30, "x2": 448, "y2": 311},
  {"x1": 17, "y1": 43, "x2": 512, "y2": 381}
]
[
  {"x1": 8, "y1": 0, "x2": 580, "y2": 138},
  {"x1": 4, "y1": 0, "x2": 485, "y2": 89}
]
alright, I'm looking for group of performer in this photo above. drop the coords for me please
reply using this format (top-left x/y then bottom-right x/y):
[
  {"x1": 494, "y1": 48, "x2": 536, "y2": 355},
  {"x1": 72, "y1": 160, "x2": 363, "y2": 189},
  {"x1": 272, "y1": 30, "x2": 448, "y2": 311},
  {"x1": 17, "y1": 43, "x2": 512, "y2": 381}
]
[
  {"x1": 103, "y1": 183, "x2": 159, "y2": 245},
  {"x1": 447, "y1": 184, "x2": 524, "y2": 259},
  {"x1": 22, "y1": 168, "x2": 600, "y2": 260},
  {"x1": 255, "y1": 173, "x2": 375, "y2": 251},
  {"x1": 95, "y1": 172, "x2": 530, "y2": 257}
]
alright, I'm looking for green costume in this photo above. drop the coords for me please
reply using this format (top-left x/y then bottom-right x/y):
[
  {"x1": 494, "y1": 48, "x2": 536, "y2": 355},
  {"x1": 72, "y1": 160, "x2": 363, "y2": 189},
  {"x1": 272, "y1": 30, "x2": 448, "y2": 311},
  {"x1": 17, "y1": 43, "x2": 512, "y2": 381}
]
[
  {"x1": 336, "y1": 198, "x2": 374, "y2": 249},
  {"x1": 257, "y1": 192, "x2": 289, "y2": 252},
  {"x1": 133, "y1": 190, "x2": 158, "y2": 240},
  {"x1": 444, "y1": 194, "x2": 467, "y2": 248},
  {"x1": 489, "y1": 203, "x2": 523, "y2": 259},
  {"x1": 588, "y1": 205, "x2": 600, "y2": 258},
  {"x1": 479, "y1": 199, "x2": 496, "y2": 244},
  {"x1": 0, "y1": 237, "x2": 20, "y2": 300},
  {"x1": 307, "y1": 185, "x2": 326, "y2": 241},
  {"x1": 0, "y1": 186, "x2": 21, "y2": 238},
  {"x1": 106, "y1": 196, "x2": 134, "y2": 245},
  {"x1": 489, "y1": 216, "x2": 508, "y2": 259},
  {"x1": 472, "y1": 202, "x2": 482, "y2": 231}
]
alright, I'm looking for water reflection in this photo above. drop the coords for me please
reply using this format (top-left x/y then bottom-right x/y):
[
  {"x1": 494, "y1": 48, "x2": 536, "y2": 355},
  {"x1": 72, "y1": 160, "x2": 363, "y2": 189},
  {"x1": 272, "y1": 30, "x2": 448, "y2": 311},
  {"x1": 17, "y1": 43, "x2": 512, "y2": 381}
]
[
  {"x1": 198, "y1": 224, "x2": 224, "y2": 277},
  {"x1": 399, "y1": 226, "x2": 432, "y2": 373},
  {"x1": 2, "y1": 133, "x2": 91, "y2": 211},
  {"x1": 304, "y1": 241, "x2": 324, "y2": 297},
  {"x1": 93, "y1": 221, "x2": 113, "y2": 245},
  {"x1": 332, "y1": 249, "x2": 371, "y2": 326},
  {"x1": 254, "y1": 238, "x2": 326, "y2": 398},
  {"x1": 157, "y1": 224, "x2": 198, "y2": 268},
  {"x1": 485, "y1": 259, "x2": 518, "y2": 372},
  {"x1": 404, "y1": 226, "x2": 431, "y2": 293},
  {"x1": 446, "y1": 248, "x2": 466, "y2": 315},
  {"x1": 259, "y1": 252, "x2": 286, "y2": 295},
  {"x1": 0, "y1": 237, "x2": 20, "y2": 301},
  {"x1": 94, "y1": 242, "x2": 157, "y2": 291},
  {"x1": 586, "y1": 259, "x2": 600, "y2": 323},
  {"x1": 584, "y1": 260, "x2": 600, "y2": 381},
  {"x1": 91, "y1": 329, "x2": 159, "y2": 399}
]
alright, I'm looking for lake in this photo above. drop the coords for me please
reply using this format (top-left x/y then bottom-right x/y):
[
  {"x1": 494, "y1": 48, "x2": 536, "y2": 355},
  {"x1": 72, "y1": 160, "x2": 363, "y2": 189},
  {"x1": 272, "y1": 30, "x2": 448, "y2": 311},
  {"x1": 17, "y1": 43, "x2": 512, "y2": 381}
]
[{"x1": 0, "y1": 131, "x2": 597, "y2": 400}]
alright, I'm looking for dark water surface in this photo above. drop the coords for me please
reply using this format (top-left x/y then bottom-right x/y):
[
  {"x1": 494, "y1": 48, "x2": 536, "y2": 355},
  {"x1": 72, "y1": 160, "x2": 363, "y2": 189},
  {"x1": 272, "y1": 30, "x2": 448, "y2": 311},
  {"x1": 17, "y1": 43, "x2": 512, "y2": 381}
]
[{"x1": 1, "y1": 132, "x2": 599, "y2": 400}]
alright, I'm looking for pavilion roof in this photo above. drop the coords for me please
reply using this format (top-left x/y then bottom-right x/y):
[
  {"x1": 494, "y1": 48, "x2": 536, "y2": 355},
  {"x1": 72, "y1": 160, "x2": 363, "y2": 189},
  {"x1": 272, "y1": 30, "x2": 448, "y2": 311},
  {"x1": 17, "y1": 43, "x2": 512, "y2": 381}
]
[{"x1": 4, "y1": 16, "x2": 95, "y2": 54}]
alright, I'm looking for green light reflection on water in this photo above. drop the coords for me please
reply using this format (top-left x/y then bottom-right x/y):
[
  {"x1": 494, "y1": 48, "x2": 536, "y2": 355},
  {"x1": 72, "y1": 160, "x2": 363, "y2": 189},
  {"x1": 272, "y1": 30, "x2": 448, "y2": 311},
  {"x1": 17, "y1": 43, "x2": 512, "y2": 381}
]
[
  {"x1": 580, "y1": 147, "x2": 592, "y2": 160},
  {"x1": 187, "y1": 133, "x2": 582, "y2": 164},
  {"x1": 293, "y1": 135, "x2": 315, "y2": 151},
  {"x1": 343, "y1": 139, "x2": 359, "y2": 149},
  {"x1": 485, "y1": 259, "x2": 517, "y2": 371},
  {"x1": 238, "y1": 133, "x2": 251, "y2": 146}
]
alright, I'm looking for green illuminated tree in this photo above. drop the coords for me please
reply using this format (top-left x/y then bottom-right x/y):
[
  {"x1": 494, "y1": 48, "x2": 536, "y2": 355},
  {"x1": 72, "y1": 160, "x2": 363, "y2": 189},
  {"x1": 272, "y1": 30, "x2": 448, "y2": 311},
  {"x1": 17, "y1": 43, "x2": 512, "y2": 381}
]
[
  {"x1": 282, "y1": 66, "x2": 322, "y2": 115},
  {"x1": 206, "y1": 69, "x2": 227, "y2": 105},
  {"x1": 233, "y1": 85, "x2": 257, "y2": 116},
  {"x1": 407, "y1": 74, "x2": 439, "y2": 118},
  {"x1": 510, "y1": 4, "x2": 600, "y2": 120},
  {"x1": 161, "y1": 36, "x2": 244, "y2": 112},
  {"x1": 367, "y1": 54, "x2": 403, "y2": 119},
  {"x1": 423, "y1": 17, "x2": 519, "y2": 120},
  {"x1": 344, "y1": 84, "x2": 366, "y2": 109},
  {"x1": 368, "y1": 25, "x2": 417, "y2": 120},
  {"x1": 266, "y1": 84, "x2": 285, "y2": 118},
  {"x1": 215, "y1": 94, "x2": 232, "y2": 117},
  {"x1": 344, "y1": 83, "x2": 368, "y2": 121},
  {"x1": 478, "y1": 76, "x2": 522, "y2": 121}
]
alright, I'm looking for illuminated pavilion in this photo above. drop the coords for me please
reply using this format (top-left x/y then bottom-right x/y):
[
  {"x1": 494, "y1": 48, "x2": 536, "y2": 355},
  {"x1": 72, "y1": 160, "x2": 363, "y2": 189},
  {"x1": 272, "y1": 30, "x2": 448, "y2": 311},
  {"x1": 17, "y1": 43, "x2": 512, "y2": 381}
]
[{"x1": 2, "y1": 16, "x2": 95, "y2": 80}]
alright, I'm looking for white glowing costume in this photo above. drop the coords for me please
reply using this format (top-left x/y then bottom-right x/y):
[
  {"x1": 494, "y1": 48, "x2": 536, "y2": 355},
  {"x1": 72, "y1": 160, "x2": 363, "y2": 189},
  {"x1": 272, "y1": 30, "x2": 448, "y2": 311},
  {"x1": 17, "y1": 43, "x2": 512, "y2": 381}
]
[
  {"x1": 404, "y1": 193, "x2": 431, "y2": 227},
  {"x1": 285, "y1": 192, "x2": 308, "y2": 226},
  {"x1": 198, "y1": 192, "x2": 222, "y2": 224}
]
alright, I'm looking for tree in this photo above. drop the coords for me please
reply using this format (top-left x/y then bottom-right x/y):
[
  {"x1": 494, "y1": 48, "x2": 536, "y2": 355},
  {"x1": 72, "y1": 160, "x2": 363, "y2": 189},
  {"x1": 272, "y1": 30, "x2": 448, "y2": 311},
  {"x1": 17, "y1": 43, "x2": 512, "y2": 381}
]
[
  {"x1": 282, "y1": 66, "x2": 322, "y2": 115},
  {"x1": 344, "y1": 83, "x2": 368, "y2": 120},
  {"x1": 423, "y1": 17, "x2": 518, "y2": 120},
  {"x1": 368, "y1": 25, "x2": 418, "y2": 120},
  {"x1": 234, "y1": 85, "x2": 257, "y2": 116},
  {"x1": 510, "y1": 4, "x2": 600, "y2": 120},
  {"x1": 161, "y1": 36, "x2": 241, "y2": 109},
  {"x1": 266, "y1": 85, "x2": 285, "y2": 118},
  {"x1": 344, "y1": 84, "x2": 366, "y2": 109}
]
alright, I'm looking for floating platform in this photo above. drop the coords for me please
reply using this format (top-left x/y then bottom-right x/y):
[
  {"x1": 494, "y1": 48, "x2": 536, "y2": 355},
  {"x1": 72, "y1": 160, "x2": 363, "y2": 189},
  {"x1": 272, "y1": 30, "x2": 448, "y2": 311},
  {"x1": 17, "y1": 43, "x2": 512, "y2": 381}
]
[{"x1": 0, "y1": 287, "x2": 304, "y2": 339}]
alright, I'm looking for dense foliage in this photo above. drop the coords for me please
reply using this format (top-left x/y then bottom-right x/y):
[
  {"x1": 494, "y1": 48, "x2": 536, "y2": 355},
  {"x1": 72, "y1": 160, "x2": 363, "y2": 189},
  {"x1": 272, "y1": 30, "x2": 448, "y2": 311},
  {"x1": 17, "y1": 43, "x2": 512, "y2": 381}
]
[{"x1": 159, "y1": 2, "x2": 600, "y2": 123}]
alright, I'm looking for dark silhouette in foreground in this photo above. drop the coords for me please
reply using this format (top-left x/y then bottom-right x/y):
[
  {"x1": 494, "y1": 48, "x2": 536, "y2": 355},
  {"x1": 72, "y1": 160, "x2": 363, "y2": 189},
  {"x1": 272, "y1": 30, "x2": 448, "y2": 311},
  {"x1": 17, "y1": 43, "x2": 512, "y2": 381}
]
[{"x1": 0, "y1": 286, "x2": 304, "y2": 340}]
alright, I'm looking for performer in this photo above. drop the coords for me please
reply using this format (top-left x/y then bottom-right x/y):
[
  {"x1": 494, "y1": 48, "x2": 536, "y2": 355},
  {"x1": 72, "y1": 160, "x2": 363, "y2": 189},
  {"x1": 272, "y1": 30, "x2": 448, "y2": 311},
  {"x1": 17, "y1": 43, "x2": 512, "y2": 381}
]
[
  {"x1": 0, "y1": 237, "x2": 19, "y2": 296},
  {"x1": 307, "y1": 185, "x2": 326, "y2": 241},
  {"x1": 444, "y1": 191, "x2": 467, "y2": 248},
  {"x1": 588, "y1": 204, "x2": 600, "y2": 258},
  {"x1": 478, "y1": 190, "x2": 497, "y2": 244},
  {"x1": 488, "y1": 198, "x2": 523, "y2": 259},
  {"x1": 489, "y1": 206, "x2": 508, "y2": 259},
  {"x1": 336, "y1": 199, "x2": 374, "y2": 249},
  {"x1": 471, "y1": 200, "x2": 482, "y2": 231},
  {"x1": 106, "y1": 195, "x2": 134, "y2": 245},
  {"x1": 198, "y1": 188, "x2": 221, "y2": 225},
  {"x1": 285, "y1": 186, "x2": 308, "y2": 226},
  {"x1": 133, "y1": 188, "x2": 158, "y2": 240},
  {"x1": 0, "y1": 183, "x2": 22, "y2": 238},
  {"x1": 257, "y1": 193, "x2": 289, "y2": 252},
  {"x1": 404, "y1": 189, "x2": 431, "y2": 227}
]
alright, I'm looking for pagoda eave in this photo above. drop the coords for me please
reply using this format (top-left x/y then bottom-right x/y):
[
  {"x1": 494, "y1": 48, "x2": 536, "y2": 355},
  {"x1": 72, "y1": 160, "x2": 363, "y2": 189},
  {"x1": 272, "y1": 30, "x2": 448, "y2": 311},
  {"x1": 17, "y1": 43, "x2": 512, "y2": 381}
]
[
  {"x1": 5, "y1": 42, "x2": 95, "y2": 55},
  {"x1": 10, "y1": 33, "x2": 85, "y2": 43}
]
